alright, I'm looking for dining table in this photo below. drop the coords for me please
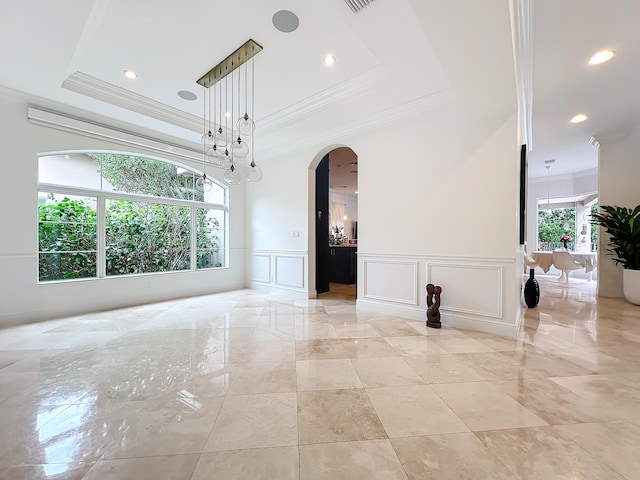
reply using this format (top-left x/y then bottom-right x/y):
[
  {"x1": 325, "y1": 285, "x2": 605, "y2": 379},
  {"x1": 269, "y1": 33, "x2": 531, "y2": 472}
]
[{"x1": 532, "y1": 251, "x2": 598, "y2": 279}]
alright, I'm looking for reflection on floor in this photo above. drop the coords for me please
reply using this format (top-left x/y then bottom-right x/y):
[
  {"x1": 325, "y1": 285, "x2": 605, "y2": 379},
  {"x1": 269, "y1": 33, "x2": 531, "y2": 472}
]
[
  {"x1": 0, "y1": 277, "x2": 639, "y2": 479},
  {"x1": 321, "y1": 282, "x2": 356, "y2": 301}
]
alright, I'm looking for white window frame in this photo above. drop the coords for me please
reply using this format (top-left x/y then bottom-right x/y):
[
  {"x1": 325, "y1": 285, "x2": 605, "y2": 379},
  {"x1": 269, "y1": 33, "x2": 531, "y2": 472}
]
[{"x1": 37, "y1": 178, "x2": 228, "y2": 282}]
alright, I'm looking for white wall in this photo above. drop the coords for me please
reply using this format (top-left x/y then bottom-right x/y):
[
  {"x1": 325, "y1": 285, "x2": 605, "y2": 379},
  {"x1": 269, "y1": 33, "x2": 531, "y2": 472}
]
[
  {"x1": 598, "y1": 126, "x2": 640, "y2": 297},
  {"x1": 246, "y1": 105, "x2": 522, "y2": 336},
  {"x1": 0, "y1": 97, "x2": 247, "y2": 326}
]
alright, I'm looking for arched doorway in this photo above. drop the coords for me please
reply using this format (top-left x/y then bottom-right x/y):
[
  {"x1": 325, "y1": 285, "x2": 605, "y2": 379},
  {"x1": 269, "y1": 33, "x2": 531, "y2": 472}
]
[{"x1": 309, "y1": 146, "x2": 358, "y2": 297}]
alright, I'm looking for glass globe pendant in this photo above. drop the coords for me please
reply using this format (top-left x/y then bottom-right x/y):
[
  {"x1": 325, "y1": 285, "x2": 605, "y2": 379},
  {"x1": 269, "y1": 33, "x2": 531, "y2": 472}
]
[
  {"x1": 223, "y1": 163, "x2": 242, "y2": 185},
  {"x1": 201, "y1": 130, "x2": 214, "y2": 147},
  {"x1": 237, "y1": 113, "x2": 255, "y2": 136},
  {"x1": 230, "y1": 136, "x2": 249, "y2": 158},
  {"x1": 245, "y1": 159, "x2": 263, "y2": 182},
  {"x1": 220, "y1": 148, "x2": 232, "y2": 169},
  {"x1": 196, "y1": 173, "x2": 213, "y2": 192}
]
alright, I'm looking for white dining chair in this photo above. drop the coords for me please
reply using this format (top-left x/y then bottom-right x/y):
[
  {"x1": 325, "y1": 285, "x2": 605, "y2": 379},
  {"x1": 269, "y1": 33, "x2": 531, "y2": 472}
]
[{"x1": 552, "y1": 251, "x2": 584, "y2": 284}]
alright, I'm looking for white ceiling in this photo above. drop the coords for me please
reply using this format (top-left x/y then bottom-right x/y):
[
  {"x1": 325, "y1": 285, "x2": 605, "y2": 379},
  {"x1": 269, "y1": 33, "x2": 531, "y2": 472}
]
[
  {"x1": 3, "y1": 1, "x2": 633, "y2": 183},
  {"x1": 528, "y1": 0, "x2": 640, "y2": 178}
]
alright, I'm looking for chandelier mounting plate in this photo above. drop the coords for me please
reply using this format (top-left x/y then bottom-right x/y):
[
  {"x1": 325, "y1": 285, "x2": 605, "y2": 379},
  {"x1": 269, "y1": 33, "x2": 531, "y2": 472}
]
[{"x1": 197, "y1": 39, "x2": 263, "y2": 88}]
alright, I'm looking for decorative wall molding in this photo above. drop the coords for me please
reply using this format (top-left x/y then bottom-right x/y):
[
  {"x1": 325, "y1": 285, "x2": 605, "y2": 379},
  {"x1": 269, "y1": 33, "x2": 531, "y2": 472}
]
[
  {"x1": 258, "y1": 66, "x2": 388, "y2": 132},
  {"x1": 275, "y1": 255, "x2": 305, "y2": 288},
  {"x1": 259, "y1": 88, "x2": 454, "y2": 161},
  {"x1": 62, "y1": 72, "x2": 204, "y2": 134},
  {"x1": 357, "y1": 251, "x2": 514, "y2": 264},
  {"x1": 529, "y1": 168, "x2": 598, "y2": 182},
  {"x1": 357, "y1": 252, "x2": 517, "y2": 336},
  {"x1": 362, "y1": 259, "x2": 418, "y2": 305},
  {"x1": 248, "y1": 249, "x2": 308, "y2": 295},
  {"x1": 27, "y1": 106, "x2": 202, "y2": 164},
  {"x1": 250, "y1": 254, "x2": 271, "y2": 283},
  {"x1": 427, "y1": 262, "x2": 503, "y2": 318}
]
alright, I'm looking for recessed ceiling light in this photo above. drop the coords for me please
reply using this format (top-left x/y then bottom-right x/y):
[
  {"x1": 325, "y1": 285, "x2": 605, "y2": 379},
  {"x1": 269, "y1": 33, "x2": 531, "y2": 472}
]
[
  {"x1": 570, "y1": 114, "x2": 588, "y2": 123},
  {"x1": 323, "y1": 54, "x2": 336, "y2": 66},
  {"x1": 123, "y1": 69, "x2": 137, "y2": 80},
  {"x1": 224, "y1": 111, "x2": 232, "y2": 118},
  {"x1": 589, "y1": 49, "x2": 615, "y2": 65},
  {"x1": 177, "y1": 90, "x2": 197, "y2": 101}
]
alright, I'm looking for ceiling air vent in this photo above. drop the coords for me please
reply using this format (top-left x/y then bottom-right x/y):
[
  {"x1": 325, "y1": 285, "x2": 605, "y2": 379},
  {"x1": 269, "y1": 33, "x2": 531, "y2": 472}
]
[{"x1": 344, "y1": 0, "x2": 376, "y2": 14}]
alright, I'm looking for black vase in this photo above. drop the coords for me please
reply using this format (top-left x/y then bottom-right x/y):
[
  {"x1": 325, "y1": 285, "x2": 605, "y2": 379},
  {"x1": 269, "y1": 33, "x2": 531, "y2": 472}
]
[{"x1": 524, "y1": 268, "x2": 540, "y2": 308}]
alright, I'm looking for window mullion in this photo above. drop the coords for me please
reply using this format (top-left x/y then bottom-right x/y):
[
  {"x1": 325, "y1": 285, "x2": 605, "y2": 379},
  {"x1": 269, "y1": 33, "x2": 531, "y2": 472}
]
[
  {"x1": 97, "y1": 195, "x2": 106, "y2": 278},
  {"x1": 191, "y1": 205, "x2": 197, "y2": 270}
]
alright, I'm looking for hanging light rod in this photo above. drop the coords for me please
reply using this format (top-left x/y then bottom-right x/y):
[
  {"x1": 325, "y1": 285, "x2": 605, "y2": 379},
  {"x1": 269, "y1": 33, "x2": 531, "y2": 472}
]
[{"x1": 197, "y1": 39, "x2": 263, "y2": 88}]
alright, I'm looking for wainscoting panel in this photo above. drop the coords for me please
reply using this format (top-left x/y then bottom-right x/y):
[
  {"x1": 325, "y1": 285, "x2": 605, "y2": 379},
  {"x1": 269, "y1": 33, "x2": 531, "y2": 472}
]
[
  {"x1": 251, "y1": 254, "x2": 271, "y2": 283},
  {"x1": 275, "y1": 255, "x2": 305, "y2": 288},
  {"x1": 357, "y1": 253, "x2": 517, "y2": 337},
  {"x1": 248, "y1": 250, "x2": 308, "y2": 297},
  {"x1": 427, "y1": 263, "x2": 502, "y2": 318},
  {"x1": 363, "y1": 259, "x2": 418, "y2": 305}
]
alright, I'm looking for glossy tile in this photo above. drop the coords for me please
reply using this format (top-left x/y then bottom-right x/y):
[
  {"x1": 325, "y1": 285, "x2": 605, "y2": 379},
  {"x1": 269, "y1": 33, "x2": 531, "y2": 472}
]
[
  {"x1": 432, "y1": 335, "x2": 496, "y2": 354},
  {"x1": 204, "y1": 393, "x2": 298, "y2": 451},
  {"x1": 341, "y1": 337, "x2": 400, "y2": 358},
  {"x1": 0, "y1": 462, "x2": 94, "y2": 480},
  {"x1": 193, "y1": 447, "x2": 299, "y2": 480},
  {"x1": 296, "y1": 358, "x2": 362, "y2": 391},
  {"x1": 297, "y1": 389, "x2": 387, "y2": 444},
  {"x1": 384, "y1": 336, "x2": 447, "y2": 356},
  {"x1": 496, "y1": 376, "x2": 607, "y2": 424},
  {"x1": 430, "y1": 382, "x2": 547, "y2": 431},
  {"x1": 370, "y1": 321, "x2": 423, "y2": 337},
  {"x1": 299, "y1": 440, "x2": 408, "y2": 480},
  {"x1": 83, "y1": 454, "x2": 199, "y2": 480},
  {"x1": 1, "y1": 277, "x2": 638, "y2": 478},
  {"x1": 350, "y1": 357, "x2": 424, "y2": 387},
  {"x1": 295, "y1": 339, "x2": 348, "y2": 360},
  {"x1": 294, "y1": 322, "x2": 339, "y2": 340},
  {"x1": 228, "y1": 360, "x2": 296, "y2": 394},
  {"x1": 549, "y1": 374, "x2": 640, "y2": 420},
  {"x1": 555, "y1": 420, "x2": 640, "y2": 479},
  {"x1": 403, "y1": 354, "x2": 485, "y2": 384},
  {"x1": 38, "y1": 395, "x2": 224, "y2": 463},
  {"x1": 366, "y1": 385, "x2": 469, "y2": 437},
  {"x1": 391, "y1": 433, "x2": 516, "y2": 479},
  {"x1": 477, "y1": 426, "x2": 626, "y2": 479},
  {"x1": 333, "y1": 323, "x2": 381, "y2": 339}
]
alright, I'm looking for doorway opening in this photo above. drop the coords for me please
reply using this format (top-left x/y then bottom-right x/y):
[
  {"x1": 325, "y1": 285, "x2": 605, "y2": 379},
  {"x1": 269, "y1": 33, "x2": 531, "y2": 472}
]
[{"x1": 314, "y1": 147, "x2": 358, "y2": 297}]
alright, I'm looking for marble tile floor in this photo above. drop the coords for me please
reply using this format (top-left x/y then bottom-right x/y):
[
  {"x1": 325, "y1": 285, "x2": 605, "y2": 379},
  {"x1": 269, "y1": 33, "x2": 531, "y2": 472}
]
[{"x1": 0, "y1": 278, "x2": 639, "y2": 479}]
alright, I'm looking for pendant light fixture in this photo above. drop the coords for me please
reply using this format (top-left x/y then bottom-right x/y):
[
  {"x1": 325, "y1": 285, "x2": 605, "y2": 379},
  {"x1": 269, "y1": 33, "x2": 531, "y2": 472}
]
[
  {"x1": 542, "y1": 159, "x2": 555, "y2": 211},
  {"x1": 195, "y1": 85, "x2": 213, "y2": 193},
  {"x1": 245, "y1": 48, "x2": 263, "y2": 182},
  {"x1": 196, "y1": 39, "x2": 263, "y2": 186},
  {"x1": 343, "y1": 186, "x2": 348, "y2": 220}
]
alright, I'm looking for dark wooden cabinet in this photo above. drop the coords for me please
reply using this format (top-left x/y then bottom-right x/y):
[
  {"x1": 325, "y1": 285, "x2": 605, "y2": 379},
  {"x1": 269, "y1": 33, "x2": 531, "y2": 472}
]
[{"x1": 329, "y1": 246, "x2": 357, "y2": 284}]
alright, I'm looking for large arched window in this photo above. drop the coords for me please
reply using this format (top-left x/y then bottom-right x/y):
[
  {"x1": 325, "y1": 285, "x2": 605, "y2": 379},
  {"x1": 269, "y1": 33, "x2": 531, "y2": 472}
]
[{"x1": 37, "y1": 152, "x2": 227, "y2": 282}]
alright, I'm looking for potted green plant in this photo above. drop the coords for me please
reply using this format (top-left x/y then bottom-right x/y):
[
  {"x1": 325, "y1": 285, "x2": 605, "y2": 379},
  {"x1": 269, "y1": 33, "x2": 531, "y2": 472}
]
[{"x1": 591, "y1": 204, "x2": 640, "y2": 305}]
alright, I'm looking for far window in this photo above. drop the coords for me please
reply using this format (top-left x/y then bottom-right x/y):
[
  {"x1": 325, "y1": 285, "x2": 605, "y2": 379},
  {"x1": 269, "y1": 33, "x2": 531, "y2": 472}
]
[{"x1": 37, "y1": 152, "x2": 228, "y2": 282}]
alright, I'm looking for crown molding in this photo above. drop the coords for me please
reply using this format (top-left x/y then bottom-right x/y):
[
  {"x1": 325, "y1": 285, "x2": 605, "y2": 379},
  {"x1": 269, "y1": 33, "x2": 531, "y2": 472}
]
[
  {"x1": 63, "y1": 67, "x2": 388, "y2": 139},
  {"x1": 590, "y1": 131, "x2": 631, "y2": 145},
  {"x1": 62, "y1": 72, "x2": 204, "y2": 133},
  {"x1": 257, "y1": 66, "x2": 388, "y2": 133},
  {"x1": 260, "y1": 88, "x2": 454, "y2": 160},
  {"x1": 0, "y1": 85, "x2": 32, "y2": 104},
  {"x1": 27, "y1": 106, "x2": 203, "y2": 165},
  {"x1": 529, "y1": 167, "x2": 598, "y2": 182}
]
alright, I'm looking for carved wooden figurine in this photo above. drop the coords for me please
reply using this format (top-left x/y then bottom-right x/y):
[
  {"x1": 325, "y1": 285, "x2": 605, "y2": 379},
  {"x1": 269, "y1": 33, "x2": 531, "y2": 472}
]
[{"x1": 426, "y1": 283, "x2": 442, "y2": 329}]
